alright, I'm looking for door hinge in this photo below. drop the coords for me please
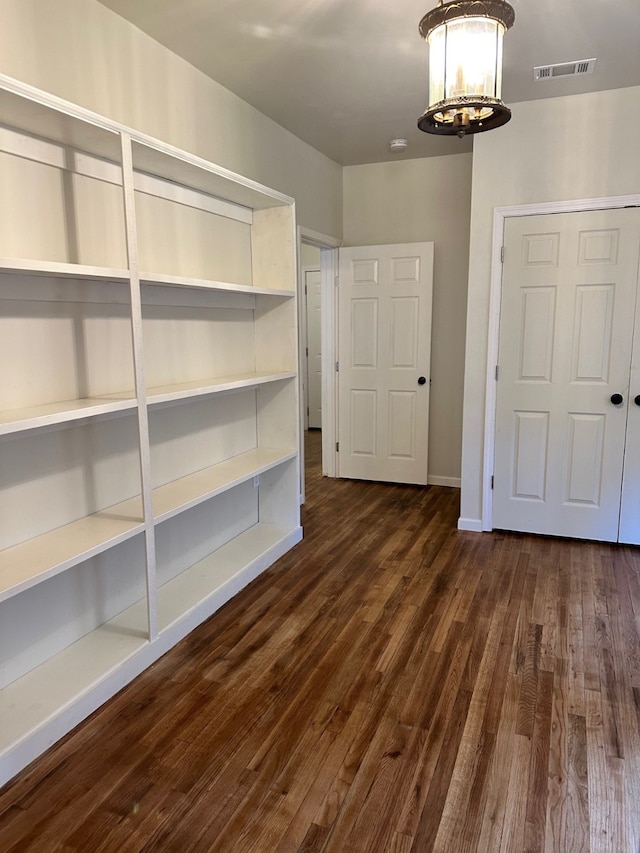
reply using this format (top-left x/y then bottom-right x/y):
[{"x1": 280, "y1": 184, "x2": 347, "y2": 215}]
[
  {"x1": 491, "y1": 475, "x2": 494, "y2": 490},
  {"x1": 335, "y1": 276, "x2": 339, "y2": 288},
  {"x1": 306, "y1": 346, "x2": 308, "y2": 357},
  {"x1": 304, "y1": 283, "x2": 308, "y2": 295},
  {"x1": 500, "y1": 246, "x2": 504, "y2": 263},
  {"x1": 336, "y1": 441, "x2": 339, "y2": 452},
  {"x1": 307, "y1": 406, "x2": 310, "y2": 416},
  {"x1": 335, "y1": 361, "x2": 339, "y2": 372},
  {"x1": 495, "y1": 364, "x2": 499, "y2": 380}
]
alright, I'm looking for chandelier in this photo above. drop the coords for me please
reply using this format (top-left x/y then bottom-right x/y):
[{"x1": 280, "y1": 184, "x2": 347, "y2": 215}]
[{"x1": 418, "y1": 0, "x2": 515, "y2": 137}]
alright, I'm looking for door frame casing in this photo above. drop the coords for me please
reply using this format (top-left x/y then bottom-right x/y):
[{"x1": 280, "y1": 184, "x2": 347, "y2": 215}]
[
  {"x1": 301, "y1": 265, "x2": 321, "y2": 432},
  {"x1": 482, "y1": 193, "x2": 640, "y2": 531}
]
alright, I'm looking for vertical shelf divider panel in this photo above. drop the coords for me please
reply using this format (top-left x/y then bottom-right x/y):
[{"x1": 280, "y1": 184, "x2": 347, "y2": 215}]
[
  {"x1": 0, "y1": 72, "x2": 301, "y2": 790},
  {"x1": 120, "y1": 131, "x2": 157, "y2": 641},
  {"x1": 253, "y1": 203, "x2": 300, "y2": 531}
]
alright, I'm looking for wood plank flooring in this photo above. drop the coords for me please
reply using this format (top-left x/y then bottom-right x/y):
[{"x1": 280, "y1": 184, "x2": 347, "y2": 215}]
[{"x1": 2, "y1": 429, "x2": 640, "y2": 852}]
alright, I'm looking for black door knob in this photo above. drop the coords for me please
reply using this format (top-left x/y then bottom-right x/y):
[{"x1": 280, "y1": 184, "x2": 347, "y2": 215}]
[
  {"x1": 610, "y1": 393, "x2": 624, "y2": 405},
  {"x1": 418, "y1": 376, "x2": 427, "y2": 386},
  {"x1": 635, "y1": 395, "x2": 640, "y2": 406}
]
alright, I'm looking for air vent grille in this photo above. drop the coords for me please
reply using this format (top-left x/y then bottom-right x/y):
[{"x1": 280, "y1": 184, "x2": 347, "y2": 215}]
[{"x1": 534, "y1": 58, "x2": 597, "y2": 81}]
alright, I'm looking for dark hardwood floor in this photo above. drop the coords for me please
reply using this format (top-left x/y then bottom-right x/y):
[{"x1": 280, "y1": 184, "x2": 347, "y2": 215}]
[{"x1": 1, "y1": 430, "x2": 640, "y2": 852}]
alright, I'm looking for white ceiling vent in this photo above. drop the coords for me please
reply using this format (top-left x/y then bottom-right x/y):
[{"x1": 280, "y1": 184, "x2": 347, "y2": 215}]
[{"x1": 534, "y1": 58, "x2": 597, "y2": 81}]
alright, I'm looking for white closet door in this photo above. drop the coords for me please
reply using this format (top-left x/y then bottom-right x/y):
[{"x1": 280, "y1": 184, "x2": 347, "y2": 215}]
[
  {"x1": 619, "y1": 282, "x2": 640, "y2": 545},
  {"x1": 493, "y1": 209, "x2": 640, "y2": 541},
  {"x1": 338, "y1": 242, "x2": 433, "y2": 484}
]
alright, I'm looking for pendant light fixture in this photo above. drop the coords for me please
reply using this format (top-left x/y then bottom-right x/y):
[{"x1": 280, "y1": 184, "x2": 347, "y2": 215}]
[{"x1": 418, "y1": 0, "x2": 515, "y2": 138}]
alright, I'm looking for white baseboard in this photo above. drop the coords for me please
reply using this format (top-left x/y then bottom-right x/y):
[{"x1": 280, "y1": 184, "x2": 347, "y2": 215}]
[
  {"x1": 457, "y1": 517, "x2": 483, "y2": 532},
  {"x1": 427, "y1": 475, "x2": 461, "y2": 489}
]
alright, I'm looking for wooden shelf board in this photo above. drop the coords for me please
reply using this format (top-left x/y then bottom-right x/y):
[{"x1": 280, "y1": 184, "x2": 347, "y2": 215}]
[
  {"x1": 131, "y1": 139, "x2": 293, "y2": 212},
  {"x1": 0, "y1": 83, "x2": 123, "y2": 163},
  {"x1": 0, "y1": 257, "x2": 130, "y2": 282},
  {"x1": 153, "y1": 447, "x2": 297, "y2": 523},
  {"x1": 157, "y1": 522, "x2": 299, "y2": 633},
  {"x1": 0, "y1": 396, "x2": 137, "y2": 436},
  {"x1": 0, "y1": 599, "x2": 149, "y2": 753},
  {"x1": 140, "y1": 271, "x2": 293, "y2": 299},
  {"x1": 0, "y1": 500, "x2": 145, "y2": 604},
  {"x1": 146, "y1": 371, "x2": 296, "y2": 406}
]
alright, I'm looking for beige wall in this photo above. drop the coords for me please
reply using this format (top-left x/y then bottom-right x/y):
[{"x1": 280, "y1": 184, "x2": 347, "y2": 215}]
[
  {"x1": 343, "y1": 155, "x2": 473, "y2": 483},
  {"x1": 300, "y1": 244, "x2": 321, "y2": 269},
  {"x1": 0, "y1": 0, "x2": 342, "y2": 239},
  {"x1": 460, "y1": 86, "x2": 640, "y2": 526}
]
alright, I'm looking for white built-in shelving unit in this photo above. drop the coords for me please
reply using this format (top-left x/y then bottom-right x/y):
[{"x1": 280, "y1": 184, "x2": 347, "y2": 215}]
[{"x1": 0, "y1": 75, "x2": 301, "y2": 787}]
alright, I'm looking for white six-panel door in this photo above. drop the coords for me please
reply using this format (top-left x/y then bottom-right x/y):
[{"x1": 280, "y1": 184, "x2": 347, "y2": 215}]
[
  {"x1": 338, "y1": 242, "x2": 433, "y2": 484},
  {"x1": 493, "y1": 208, "x2": 640, "y2": 543},
  {"x1": 619, "y1": 272, "x2": 640, "y2": 544}
]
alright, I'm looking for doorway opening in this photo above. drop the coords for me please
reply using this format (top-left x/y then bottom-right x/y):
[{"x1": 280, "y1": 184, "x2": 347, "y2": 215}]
[{"x1": 297, "y1": 227, "x2": 341, "y2": 503}]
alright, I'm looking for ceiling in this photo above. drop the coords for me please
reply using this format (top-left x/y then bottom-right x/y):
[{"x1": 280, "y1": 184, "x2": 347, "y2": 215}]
[{"x1": 98, "y1": 0, "x2": 640, "y2": 166}]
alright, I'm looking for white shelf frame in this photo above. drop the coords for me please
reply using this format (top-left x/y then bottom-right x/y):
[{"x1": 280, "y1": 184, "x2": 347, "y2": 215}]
[
  {"x1": 120, "y1": 130, "x2": 158, "y2": 642},
  {"x1": 0, "y1": 71, "x2": 301, "y2": 790}
]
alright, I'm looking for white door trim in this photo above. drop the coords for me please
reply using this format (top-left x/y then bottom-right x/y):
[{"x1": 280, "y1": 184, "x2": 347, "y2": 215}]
[
  {"x1": 300, "y1": 265, "x2": 320, "y2": 432},
  {"x1": 320, "y1": 248, "x2": 339, "y2": 477},
  {"x1": 482, "y1": 194, "x2": 640, "y2": 531}
]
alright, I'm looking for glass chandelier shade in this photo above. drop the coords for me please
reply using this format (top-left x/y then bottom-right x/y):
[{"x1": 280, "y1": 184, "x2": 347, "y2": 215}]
[{"x1": 418, "y1": 0, "x2": 515, "y2": 137}]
